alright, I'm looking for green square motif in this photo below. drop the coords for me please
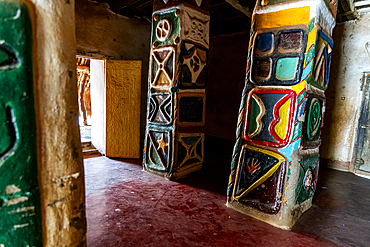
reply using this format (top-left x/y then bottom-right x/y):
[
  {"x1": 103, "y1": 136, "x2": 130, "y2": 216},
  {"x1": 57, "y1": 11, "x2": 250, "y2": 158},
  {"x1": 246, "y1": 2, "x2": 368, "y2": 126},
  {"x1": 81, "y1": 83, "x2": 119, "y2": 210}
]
[
  {"x1": 152, "y1": 8, "x2": 180, "y2": 47},
  {"x1": 275, "y1": 57, "x2": 299, "y2": 81}
]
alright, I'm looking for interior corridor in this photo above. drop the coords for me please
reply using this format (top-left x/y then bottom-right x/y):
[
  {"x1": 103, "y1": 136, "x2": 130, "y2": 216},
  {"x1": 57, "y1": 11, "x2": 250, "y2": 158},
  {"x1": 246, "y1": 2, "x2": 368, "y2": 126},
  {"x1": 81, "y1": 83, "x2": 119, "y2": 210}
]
[{"x1": 84, "y1": 137, "x2": 370, "y2": 247}]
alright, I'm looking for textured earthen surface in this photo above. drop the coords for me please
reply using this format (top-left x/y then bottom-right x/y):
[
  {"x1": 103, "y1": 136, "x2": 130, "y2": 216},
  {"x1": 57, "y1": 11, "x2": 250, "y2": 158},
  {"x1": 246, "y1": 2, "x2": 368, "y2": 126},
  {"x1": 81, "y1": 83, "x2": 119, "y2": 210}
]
[
  {"x1": 321, "y1": 13, "x2": 370, "y2": 172},
  {"x1": 75, "y1": 0, "x2": 151, "y2": 145},
  {"x1": 86, "y1": 158, "x2": 337, "y2": 247},
  {"x1": 84, "y1": 137, "x2": 370, "y2": 246},
  {"x1": 33, "y1": 0, "x2": 86, "y2": 246}
]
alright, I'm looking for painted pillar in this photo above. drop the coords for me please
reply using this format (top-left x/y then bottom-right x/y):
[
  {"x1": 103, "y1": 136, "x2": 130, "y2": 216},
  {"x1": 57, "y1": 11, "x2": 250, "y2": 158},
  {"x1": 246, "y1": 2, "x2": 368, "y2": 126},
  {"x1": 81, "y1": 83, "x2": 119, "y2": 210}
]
[
  {"x1": 0, "y1": 1, "x2": 42, "y2": 245},
  {"x1": 32, "y1": 0, "x2": 87, "y2": 245},
  {"x1": 227, "y1": 0, "x2": 338, "y2": 229},
  {"x1": 1, "y1": 0, "x2": 86, "y2": 246},
  {"x1": 143, "y1": 0, "x2": 210, "y2": 179}
]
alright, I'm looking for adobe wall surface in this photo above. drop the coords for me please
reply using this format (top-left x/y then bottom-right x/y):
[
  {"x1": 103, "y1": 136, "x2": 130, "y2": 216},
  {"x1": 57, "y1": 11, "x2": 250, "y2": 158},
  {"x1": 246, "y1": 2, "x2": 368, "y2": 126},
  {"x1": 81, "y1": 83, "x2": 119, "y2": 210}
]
[
  {"x1": 321, "y1": 13, "x2": 370, "y2": 172},
  {"x1": 75, "y1": 0, "x2": 151, "y2": 145},
  {"x1": 32, "y1": 0, "x2": 86, "y2": 246}
]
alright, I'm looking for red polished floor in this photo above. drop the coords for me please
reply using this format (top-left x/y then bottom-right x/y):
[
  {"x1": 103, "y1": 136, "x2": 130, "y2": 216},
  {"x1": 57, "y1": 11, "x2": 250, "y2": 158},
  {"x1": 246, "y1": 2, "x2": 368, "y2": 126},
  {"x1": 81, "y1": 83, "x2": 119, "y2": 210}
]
[{"x1": 84, "y1": 138, "x2": 370, "y2": 247}]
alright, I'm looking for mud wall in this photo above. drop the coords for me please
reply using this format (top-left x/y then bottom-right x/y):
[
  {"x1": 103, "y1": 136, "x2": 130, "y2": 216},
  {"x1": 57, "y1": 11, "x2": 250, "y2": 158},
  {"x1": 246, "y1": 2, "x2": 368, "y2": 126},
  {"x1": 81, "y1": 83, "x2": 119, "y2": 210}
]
[{"x1": 321, "y1": 13, "x2": 370, "y2": 172}]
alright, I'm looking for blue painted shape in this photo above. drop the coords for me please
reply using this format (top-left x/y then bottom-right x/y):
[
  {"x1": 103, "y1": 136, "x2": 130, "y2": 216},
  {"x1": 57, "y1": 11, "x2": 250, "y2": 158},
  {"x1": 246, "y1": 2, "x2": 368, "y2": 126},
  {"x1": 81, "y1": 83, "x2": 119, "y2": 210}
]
[
  {"x1": 323, "y1": 47, "x2": 329, "y2": 86},
  {"x1": 317, "y1": 30, "x2": 334, "y2": 47},
  {"x1": 256, "y1": 33, "x2": 274, "y2": 53},
  {"x1": 295, "y1": 97, "x2": 307, "y2": 122},
  {"x1": 301, "y1": 59, "x2": 313, "y2": 81},
  {"x1": 278, "y1": 138, "x2": 301, "y2": 163}
]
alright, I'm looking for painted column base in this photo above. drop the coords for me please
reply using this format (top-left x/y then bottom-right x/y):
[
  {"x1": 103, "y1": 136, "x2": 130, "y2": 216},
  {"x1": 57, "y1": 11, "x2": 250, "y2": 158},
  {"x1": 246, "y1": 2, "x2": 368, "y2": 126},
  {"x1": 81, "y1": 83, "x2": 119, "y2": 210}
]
[
  {"x1": 226, "y1": 198, "x2": 312, "y2": 230},
  {"x1": 171, "y1": 163, "x2": 203, "y2": 180},
  {"x1": 322, "y1": 158, "x2": 351, "y2": 172},
  {"x1": 143, "y1": 163, "x2": 203, "y2": 180}
]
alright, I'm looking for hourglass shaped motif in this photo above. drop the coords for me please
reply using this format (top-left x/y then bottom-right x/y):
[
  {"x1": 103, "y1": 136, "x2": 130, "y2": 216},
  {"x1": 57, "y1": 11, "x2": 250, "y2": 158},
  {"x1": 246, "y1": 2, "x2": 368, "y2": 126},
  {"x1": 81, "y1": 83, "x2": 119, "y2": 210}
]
[{"x1": 144, "y1": 1, "x2": 210, "y2": 180}]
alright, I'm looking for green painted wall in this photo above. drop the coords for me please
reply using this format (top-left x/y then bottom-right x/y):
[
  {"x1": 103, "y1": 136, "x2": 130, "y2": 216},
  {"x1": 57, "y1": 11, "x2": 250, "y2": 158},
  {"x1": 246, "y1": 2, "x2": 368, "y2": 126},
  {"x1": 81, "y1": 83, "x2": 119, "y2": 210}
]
[{"x1": 0, "y1": 1, "x2": 43, "y2": 246}]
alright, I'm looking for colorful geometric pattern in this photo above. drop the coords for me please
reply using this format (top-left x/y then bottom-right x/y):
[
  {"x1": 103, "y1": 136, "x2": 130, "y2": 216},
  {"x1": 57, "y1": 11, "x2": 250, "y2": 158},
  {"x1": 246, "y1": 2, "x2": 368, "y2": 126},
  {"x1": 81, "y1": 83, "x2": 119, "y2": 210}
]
[
  {"x1": 148, "y1": 93, "x2": 173, "y2": 125},
  {"x1": 244, "y1": 88, "x2": 297, "y2": 148},
  {"x1": 250, "y1": 28, "x2": 307, "y2": 86},
  {"x1": 238, "y1": 160, "x2": 286, "y2": 214},
  {"x1": 233, "y1": 145, "x2": 286, "y2": 205},
  {"x1": 228, "y1": 0, "x2": 336, "y2": 228},
  {"x1": 150, "y1": 46, "x2": 176, "y2": 89},
  {"x1": 180, "y1": 42, "x2": 207, "y2": 88},
  {"x1": 304, "y1": 29, "x2": 334, "y2": 90},
  {"x1": 307, "y1": 98, "x2": 322, "y2": 140},
  {"x1": 180, "y1": 7, "x2": 210, "y2": 49},
  {"x1": 145, "y1": 128, "x2": 172, "y2": 172},
  {"x1": 295, "y1": 153, "x2": 320, "y2": 205},
  {"x1": 145, "y1": 3, "x2": 209, "y2": 179},
  {"x1": 302, "y1": 95, "x2": 324, "y2": 148},
  {"x1": 313, "y1": 30, "x2": 333, "y2": 87},
  {"x1": 177, "y1": 133, "x2": 204, "y2": 169},
  {"x1": 152, "y1": 8, "x2": 180, "y2": 47}
]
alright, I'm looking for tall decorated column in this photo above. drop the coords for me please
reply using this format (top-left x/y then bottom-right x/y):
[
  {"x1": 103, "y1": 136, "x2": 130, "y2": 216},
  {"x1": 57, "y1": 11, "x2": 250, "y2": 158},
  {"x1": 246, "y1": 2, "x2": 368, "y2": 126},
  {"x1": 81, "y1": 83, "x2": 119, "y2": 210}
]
[
  {"x1": 227, "y1": 0, "x2": 337, "y2": 229},
  {"x1": 143, "y1": 0, "x2": 210, "y2": 180},
  {"x1": 1, "y1": 0, "x2": 86, "y2": 246},
  {"x1": 0, "y1": 1, "x2": 43, "y2": 245}
]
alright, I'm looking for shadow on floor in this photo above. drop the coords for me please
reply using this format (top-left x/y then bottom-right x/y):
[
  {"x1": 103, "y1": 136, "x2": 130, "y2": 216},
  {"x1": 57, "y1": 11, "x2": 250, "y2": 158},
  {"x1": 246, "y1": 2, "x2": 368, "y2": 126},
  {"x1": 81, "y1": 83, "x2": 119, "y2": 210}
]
[
  {"x1": 292, "y1": 167, "x2": 370, "y2": 246},
  {"x1": 176, "y1": 136, "x2": 234, "y2": 195},
  {"x1": 178, "y1": 136, "x2": 370, "y2": 246}
]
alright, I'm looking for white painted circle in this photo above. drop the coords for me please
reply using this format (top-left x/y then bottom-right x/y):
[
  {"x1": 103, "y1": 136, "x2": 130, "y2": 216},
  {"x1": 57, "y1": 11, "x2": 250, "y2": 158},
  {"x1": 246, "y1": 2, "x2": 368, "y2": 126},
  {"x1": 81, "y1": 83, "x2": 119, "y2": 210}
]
[{"x1": 156, "y1": 19, "x2": 172, "y2": 42}]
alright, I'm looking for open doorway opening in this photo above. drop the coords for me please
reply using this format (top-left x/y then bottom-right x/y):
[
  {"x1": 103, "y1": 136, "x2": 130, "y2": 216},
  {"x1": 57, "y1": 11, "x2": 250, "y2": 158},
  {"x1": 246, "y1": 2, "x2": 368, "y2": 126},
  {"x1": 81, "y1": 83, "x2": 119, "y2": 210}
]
[
  {"x1": 77, "y1": 57, "x2": 142, "y2": 158},
  {"x1": 355, "y1": 72, "x2": 370, "y2": 178},
  {"x1": 77, "y1": 57, "x2": 100, "y2": 157}
]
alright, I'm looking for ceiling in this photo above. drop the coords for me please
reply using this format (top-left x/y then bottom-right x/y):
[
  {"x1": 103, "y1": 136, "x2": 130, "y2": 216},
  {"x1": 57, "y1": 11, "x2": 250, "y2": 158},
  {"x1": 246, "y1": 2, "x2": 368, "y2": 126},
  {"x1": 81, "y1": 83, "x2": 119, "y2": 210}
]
[
  {"x1": 91, "y1": 0, "x2": 254, "y2": 36},
  {"x1": 92, "y1": 0, "x2": 359, "y2": 36}
]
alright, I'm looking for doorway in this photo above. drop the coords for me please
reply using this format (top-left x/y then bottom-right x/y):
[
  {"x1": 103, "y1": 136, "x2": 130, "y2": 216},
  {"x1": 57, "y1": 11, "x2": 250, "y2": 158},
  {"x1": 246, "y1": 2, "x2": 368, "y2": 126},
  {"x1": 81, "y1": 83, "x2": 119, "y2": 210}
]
[
  {"x1": 77, "y1": 58, "x2": 142, "y2": 158},
  {"x1": 77, "y1": 57, "x2": 100, "y2": 156},
  {"x1": 355, "y1": 72, "x2": 370, "y2": 177}
]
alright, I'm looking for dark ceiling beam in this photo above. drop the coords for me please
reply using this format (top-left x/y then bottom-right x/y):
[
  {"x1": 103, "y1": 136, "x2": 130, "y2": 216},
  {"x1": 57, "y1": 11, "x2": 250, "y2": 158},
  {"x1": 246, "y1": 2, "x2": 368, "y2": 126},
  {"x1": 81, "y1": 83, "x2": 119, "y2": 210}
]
[
  {"x1": 108, "y1": 0, "x2": 152, "y2": 12},
  {"x1": 210, "y1": 2, "x2": 230, "y2": 7},
  {"x1": 337, "y1": 0, "x2": 358, "y2": 21},
  {"x1": 226, "y1": 14, "x2": 249, "y2": 20},
  {"x1": 224, "y1": 0, "x2": 252, "y2": 18}
]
